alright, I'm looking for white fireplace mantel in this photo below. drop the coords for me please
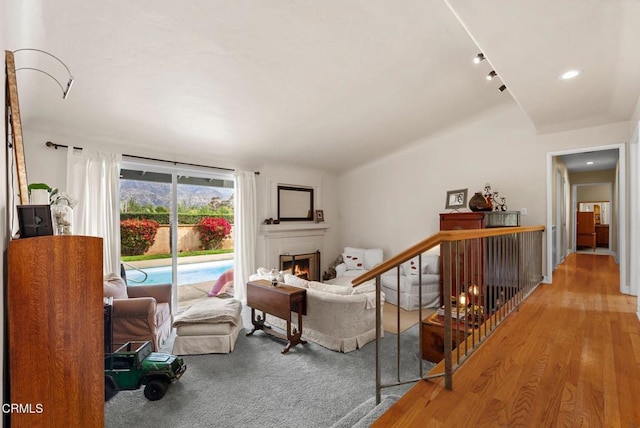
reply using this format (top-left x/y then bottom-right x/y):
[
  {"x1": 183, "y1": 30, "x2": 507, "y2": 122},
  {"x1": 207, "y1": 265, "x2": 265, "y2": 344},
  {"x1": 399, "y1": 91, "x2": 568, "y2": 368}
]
[
  {"x1": 260, "y1": 222, "x2": 330, "y2": 238},
  {"x1": 260, "y1": 223, "x2": 330, "y2": 271}
]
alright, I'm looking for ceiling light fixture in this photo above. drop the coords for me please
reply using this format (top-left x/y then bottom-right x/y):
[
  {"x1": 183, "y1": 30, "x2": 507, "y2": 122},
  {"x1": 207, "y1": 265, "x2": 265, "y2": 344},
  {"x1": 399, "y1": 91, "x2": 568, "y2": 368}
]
[
  {"x1": 13, "y1": 48, "x2": 74, "y2": 99},
  {"x1": 473, "y1": 53, "x2": 485, "y2": 64},
  {"x1": 586, "y1": 161, "x2": 594, "y2": 165},
  {"x1": 486, "y1": 71, "x2": 497, "y2": 81},
  {"x1": 498, "y1": 84, "x2": 507, "y2": 93},
  {"x1": 559, "y1": 70, "x2": 581, "y2": 80}
]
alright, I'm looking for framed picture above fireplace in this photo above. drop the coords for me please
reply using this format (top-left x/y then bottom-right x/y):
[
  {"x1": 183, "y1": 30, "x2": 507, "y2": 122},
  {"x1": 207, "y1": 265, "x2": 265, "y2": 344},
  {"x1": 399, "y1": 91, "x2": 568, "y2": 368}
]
[{"x1": 277, "y1": 185, "x2": 314, "y2": 221}]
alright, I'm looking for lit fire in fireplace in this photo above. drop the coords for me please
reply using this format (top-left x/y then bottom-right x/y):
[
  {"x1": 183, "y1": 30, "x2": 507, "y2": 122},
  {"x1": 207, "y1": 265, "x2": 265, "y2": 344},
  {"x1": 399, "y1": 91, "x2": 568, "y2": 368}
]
[
  {"x1": 279, "y1": 251, "x2": 320, "y2": 282},
  {"x1": 293, "y1": 264, "x2": 310, "y2": 279},
  {"x1": 282, "y1": 261, "x2": 310, "y2": 279}
]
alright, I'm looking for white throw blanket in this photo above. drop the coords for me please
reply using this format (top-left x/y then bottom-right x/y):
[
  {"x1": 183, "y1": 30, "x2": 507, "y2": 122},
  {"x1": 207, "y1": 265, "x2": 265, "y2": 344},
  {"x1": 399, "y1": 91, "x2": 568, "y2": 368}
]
[{"x1": 173, "y1": 298, "x2": 242, "y2": 327}]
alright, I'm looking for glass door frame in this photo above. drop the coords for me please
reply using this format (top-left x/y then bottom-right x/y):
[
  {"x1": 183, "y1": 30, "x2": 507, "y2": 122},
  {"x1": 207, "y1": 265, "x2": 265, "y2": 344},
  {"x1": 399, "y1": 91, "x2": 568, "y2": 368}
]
[{"x1": 120, "y1": 158, "x2": 234, "y2": 309}]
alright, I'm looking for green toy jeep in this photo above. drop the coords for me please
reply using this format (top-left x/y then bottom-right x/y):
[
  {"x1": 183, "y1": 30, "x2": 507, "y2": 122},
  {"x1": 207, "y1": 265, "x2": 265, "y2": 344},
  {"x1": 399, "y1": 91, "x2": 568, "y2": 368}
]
[{"x1": 104, "y1": 341, "x2": 187, "y2": 401}]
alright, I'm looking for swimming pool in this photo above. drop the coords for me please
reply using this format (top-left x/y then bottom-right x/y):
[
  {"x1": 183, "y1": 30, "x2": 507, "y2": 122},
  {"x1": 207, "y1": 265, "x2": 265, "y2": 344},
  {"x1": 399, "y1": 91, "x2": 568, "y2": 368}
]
[{"x1": 125, "y1": 259, "x2": 234, "y2": 286}]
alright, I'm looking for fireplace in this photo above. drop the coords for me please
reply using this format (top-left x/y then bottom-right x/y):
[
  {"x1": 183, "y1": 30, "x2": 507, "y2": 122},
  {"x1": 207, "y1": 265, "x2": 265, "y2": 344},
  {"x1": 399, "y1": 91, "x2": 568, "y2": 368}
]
[{"x1": 279, "y1": 251, "x2": 321, "y2": 281}]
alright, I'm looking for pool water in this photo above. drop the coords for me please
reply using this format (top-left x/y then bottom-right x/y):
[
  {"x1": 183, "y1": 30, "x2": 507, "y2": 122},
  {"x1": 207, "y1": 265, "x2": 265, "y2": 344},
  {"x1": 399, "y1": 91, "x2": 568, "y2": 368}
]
[{"x1": 126, "y1": 259, "x2": 234, "y2": 286}]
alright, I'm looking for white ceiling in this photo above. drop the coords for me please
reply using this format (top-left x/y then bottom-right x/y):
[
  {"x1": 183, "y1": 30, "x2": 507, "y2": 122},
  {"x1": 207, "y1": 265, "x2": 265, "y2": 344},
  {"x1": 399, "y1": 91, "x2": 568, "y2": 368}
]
[
  {"x1": 7, "y1": 0, "x2": 640, "y2": 172},
  {"x1": 559, "y1": 149, "x2": 619, "y2": 173}
]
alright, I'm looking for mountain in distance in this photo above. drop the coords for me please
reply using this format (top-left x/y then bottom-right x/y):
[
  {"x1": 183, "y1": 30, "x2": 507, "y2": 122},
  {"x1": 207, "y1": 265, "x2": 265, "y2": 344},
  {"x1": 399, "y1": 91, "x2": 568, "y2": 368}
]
[{"x1": 120, "y1": 180, "x2": 234, "y2": 209}]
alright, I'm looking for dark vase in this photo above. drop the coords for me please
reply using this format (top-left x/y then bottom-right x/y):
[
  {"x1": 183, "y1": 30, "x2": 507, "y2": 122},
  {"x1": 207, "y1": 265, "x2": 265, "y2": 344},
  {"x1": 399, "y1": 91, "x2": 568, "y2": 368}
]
[{"x1": 469, "y1": 192, "x2": 492, "y2": 212}]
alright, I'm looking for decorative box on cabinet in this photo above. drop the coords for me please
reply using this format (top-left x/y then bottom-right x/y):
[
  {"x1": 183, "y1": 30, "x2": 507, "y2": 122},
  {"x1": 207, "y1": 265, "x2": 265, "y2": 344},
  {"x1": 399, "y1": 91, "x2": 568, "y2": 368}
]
[
  {"x1": 485, "y1": 211, "x2": 521, "y2": 228},
  {"x1": 8, "y1": 236, "x2": 104, "y2": 428},
  {"x1": 421, "y1": 312, "x2": 477, "y2": 363}
]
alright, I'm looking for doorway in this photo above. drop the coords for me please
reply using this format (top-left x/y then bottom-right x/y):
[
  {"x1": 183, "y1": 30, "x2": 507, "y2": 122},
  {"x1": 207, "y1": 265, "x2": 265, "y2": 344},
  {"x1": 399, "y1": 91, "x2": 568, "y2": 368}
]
[
  {"x1": 576, "y1": 199, "x2": 611, "y2": 254},
  {"x1": 546, "y1": 144, "x2": 627, "y2": 294},
  {"x1": 572, "y1": 183, "x2": 613, "y2": 255}
]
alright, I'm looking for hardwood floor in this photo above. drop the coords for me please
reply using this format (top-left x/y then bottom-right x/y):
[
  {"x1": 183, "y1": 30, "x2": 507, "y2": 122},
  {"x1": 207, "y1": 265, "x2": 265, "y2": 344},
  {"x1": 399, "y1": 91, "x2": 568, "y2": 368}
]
[{"x1": 373, "y1": 253, "x2": 640, "y2": 427}]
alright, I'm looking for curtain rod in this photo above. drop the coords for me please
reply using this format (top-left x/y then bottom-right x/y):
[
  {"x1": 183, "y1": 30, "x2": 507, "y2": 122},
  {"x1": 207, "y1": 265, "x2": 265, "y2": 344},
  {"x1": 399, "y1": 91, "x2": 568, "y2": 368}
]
[{"x1": 45, "y1": 141, "x2": 259, "y2": 175}]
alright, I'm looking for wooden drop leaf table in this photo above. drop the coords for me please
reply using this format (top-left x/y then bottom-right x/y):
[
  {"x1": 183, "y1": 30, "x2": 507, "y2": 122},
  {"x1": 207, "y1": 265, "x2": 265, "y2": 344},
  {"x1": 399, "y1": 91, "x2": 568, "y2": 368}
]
[{"x1": 246, "y1": 279, "x2": 307, "y2": 354}]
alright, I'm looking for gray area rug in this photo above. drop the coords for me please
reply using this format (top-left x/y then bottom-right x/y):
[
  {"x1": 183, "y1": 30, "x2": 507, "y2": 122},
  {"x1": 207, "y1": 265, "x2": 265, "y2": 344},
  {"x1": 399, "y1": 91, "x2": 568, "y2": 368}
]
[{"x1": 105, "y1": 306, "x2": 434, "y2": 428}]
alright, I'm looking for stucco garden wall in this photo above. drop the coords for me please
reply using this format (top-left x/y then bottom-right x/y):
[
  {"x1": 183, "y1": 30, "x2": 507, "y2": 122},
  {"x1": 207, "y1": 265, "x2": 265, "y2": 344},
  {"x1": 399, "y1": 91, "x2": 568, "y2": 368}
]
[{"x1": 147, "y1": 225, "x2": 234, "y2": 255}]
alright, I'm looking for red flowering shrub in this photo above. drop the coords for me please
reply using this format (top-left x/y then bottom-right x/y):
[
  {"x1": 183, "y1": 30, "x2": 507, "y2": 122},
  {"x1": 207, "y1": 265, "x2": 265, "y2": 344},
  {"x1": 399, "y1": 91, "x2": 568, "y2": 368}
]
[
  {"x1": 197, "y1": 217, "x2": 232, "y2": 250},
  {"x1": 121, "y1": 219, "x2": 160, "y2": 256}
]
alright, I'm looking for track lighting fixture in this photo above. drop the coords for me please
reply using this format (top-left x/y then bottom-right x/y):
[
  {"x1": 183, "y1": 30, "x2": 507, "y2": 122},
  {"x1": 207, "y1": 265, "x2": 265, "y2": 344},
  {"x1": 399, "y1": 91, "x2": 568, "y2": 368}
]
[
  {"x1": 473, "y1": 53, "x2": 485, "y2": 64},
  {"x1": 471, "y1": 52, "x2": 507, "y2": 93}
]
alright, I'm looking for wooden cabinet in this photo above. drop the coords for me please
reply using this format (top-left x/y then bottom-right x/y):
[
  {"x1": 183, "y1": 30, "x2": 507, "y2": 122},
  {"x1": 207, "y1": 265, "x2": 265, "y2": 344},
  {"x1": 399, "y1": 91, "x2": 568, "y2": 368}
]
[
  {"x1": 576, "y1": 212, "x2": 596, "y2": 250},
  {"x1": 439, "y1": 212, "x2": 487, "y2": 307},
  {"x1": 8, "y1": 236, "x2": 104, "y2": 427},
  {"x1": 595, "y1": 224, "x2": 609, "y2": 248},
  {"x1": 439, "y1": 211, "x2": 521, "y2": 309},
  {"x1": 440, "y1": 211, "x2": 487, "y2": 231}
]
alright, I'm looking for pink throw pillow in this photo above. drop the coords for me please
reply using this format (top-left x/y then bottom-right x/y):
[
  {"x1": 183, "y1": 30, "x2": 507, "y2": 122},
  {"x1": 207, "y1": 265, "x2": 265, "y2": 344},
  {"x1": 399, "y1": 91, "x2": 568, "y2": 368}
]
[{"x1": 208, "y1": 269, "x2": 234, "y2": 297}]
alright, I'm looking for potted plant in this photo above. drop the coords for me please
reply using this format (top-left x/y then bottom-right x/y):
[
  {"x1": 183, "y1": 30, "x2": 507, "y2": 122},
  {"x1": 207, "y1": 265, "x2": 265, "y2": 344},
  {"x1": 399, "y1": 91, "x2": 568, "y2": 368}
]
[{"x1": 27, "y1": 183, "x2": 58, "y2": 205}]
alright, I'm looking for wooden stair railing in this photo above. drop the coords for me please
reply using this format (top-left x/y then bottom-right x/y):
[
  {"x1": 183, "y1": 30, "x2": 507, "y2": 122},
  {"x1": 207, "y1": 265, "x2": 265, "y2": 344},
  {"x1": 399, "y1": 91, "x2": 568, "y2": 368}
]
[{"x1": 352, "y1": 225, "x2": 545, "y2": 404}]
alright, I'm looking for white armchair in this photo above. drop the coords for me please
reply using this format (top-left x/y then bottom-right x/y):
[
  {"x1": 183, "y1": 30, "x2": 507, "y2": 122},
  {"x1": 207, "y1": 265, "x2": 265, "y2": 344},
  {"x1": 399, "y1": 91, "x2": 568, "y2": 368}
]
[
  {"x1": 384, "y1": 247, "x2": 441, "y2": 311},
  {"x1": 333, "y1": 246, "x2": 441, "y2": 311},
  {"x1": 334, "y1": 247, "x2": 384, "y2": 278}
]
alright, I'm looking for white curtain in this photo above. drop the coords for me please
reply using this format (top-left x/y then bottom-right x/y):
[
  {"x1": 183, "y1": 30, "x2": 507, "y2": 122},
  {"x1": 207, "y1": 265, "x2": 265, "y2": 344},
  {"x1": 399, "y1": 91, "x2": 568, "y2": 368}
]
[
  {"x1": 233, "y1": 170, "x2": 257, "y2": 303},
  {"x1": 66, "y1": 147, "x2": 122, "y2": 275}
]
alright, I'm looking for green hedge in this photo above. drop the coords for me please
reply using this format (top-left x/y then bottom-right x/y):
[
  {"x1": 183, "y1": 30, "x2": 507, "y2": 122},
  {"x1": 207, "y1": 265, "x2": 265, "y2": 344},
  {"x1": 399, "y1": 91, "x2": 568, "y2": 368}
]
[{"x1": 120, "y1": 213, "x2": 234, "y2": 225}]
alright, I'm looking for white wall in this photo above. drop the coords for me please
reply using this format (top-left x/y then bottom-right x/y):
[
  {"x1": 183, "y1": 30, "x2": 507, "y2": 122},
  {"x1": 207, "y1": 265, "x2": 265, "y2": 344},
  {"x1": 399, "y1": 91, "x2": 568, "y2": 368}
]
[
  {"x1": 255, "y1": 162, "x2": 340, "y2": 273},
  {"x1": 575, "y1": 182, "x2": 611, "y2": 202},
  {"x1": 337, "y1": 99, "x2": 631, "y2": 274}
]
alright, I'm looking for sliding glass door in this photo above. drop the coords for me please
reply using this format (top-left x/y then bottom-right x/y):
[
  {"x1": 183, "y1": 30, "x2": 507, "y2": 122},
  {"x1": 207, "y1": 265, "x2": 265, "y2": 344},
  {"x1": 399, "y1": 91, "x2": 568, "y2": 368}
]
[
  {"x1": 174, "y1": 174, "x2": 235, "y2": 309},
  {"x1": 119, "y1": 162, "x2": 235, "y2": 312},
  {"x1": 120, "y1": 168, "x2": 175, "y2": 293}
]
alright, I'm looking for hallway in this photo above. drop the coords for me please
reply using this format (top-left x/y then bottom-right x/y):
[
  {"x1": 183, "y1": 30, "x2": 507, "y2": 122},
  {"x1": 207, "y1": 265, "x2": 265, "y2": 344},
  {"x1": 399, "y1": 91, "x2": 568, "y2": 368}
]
[{"x1": 374, "y1": 253, "x2": 640, "y2": 427}]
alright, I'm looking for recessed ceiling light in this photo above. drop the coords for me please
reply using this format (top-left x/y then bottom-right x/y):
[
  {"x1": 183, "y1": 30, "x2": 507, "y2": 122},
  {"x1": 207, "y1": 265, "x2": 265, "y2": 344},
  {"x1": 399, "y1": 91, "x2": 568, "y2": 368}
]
[
  {"x1": 559, "y1": 70, "x2": 581, "y2": 80},
  {"x1": 586, "y1": 161, "x2": 594, "y2": 165}
]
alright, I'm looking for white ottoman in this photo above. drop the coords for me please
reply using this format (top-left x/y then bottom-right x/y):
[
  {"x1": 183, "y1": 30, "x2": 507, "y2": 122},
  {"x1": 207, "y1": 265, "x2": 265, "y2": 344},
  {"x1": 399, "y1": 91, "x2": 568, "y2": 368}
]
[{"x1": 172, "y1": 298, "x2": 243, "y2": 355}]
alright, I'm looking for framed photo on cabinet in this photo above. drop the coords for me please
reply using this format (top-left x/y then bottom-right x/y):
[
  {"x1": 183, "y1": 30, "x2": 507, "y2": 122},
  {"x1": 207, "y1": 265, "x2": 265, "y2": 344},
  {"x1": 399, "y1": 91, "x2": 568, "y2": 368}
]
[
  {"x1": 315, "y1": 210, "x2": 325, "y2": 223},
  {"x1": 445, "y1": 189, "x2": 468, "y2": 210}
]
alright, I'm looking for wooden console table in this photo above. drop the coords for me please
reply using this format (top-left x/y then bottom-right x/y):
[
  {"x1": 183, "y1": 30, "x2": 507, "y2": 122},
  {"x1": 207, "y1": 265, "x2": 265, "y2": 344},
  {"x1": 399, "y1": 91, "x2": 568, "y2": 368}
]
[{"x1": 246, "y1": 279, "x2": 307, "y2": 354}]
